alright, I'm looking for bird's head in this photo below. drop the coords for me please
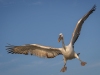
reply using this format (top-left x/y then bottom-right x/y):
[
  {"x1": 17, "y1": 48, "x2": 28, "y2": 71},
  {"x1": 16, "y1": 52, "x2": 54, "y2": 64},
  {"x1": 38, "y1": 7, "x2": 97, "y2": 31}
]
[{"x1": 58, "y1": 33, "x2": 63, "y2": 42}]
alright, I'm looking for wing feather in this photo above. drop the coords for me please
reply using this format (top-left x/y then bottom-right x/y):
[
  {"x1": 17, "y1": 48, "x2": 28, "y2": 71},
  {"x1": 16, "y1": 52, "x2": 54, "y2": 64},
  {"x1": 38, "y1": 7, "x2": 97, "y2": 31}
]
[
  {"x1": 70, "y1": 5, "x2": 96, "y2": 45},
  {"x1": 6, "y1": 44, "x2": 62, "y2": 58}
]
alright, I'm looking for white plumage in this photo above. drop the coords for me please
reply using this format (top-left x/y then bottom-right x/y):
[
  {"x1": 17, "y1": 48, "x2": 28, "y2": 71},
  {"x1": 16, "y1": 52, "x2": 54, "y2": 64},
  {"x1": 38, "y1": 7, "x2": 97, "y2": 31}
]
[{"x1": 6, "y1": 5, "x2": 96, "y2": 72}]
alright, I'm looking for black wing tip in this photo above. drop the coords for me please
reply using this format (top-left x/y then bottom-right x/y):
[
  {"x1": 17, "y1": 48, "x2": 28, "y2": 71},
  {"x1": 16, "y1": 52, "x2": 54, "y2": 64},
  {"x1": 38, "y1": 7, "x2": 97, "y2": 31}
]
[
  {"x1": 92, "y1": 5, "x2": 96, "y2": 11},
  {"x1": 89, "y1": 4, "x2": 96, "y2": 15},
  {"x1": 6, "y1": 44, "x2": 15, "y2": 54}
]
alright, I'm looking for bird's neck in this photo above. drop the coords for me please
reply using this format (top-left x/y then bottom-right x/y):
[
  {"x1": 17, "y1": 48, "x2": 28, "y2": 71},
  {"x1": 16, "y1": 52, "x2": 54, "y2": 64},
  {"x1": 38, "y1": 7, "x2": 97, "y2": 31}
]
[{"x1": 62, "y1": 38, "x2": 66, "y2": 50}]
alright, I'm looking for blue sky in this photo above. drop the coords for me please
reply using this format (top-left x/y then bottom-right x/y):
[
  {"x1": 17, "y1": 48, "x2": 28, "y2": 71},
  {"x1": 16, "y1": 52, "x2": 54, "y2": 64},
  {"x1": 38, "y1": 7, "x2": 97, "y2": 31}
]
[{"x1": 0, "y1": 0, "x2": 100, "y2": 75}]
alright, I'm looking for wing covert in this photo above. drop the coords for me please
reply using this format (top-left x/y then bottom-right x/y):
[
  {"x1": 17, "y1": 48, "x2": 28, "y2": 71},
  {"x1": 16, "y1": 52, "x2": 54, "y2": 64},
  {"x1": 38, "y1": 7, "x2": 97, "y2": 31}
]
[
  {"x1": 70, "y1": 5, "x2": 96, "y2": 45},
  {"x1": 6, "y1": 44, "x2": 62, "y2": 58}
]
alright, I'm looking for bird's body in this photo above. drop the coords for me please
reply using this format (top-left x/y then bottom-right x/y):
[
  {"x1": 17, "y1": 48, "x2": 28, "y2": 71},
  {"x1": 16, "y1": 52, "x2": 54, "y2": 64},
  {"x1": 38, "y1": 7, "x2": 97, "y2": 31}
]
[
  {"x1": 61, "y1": 44, "x2": 75, "y2": 60},
  {"x1": 6, "y1": 5, "x2": 96, "y2": 72}
]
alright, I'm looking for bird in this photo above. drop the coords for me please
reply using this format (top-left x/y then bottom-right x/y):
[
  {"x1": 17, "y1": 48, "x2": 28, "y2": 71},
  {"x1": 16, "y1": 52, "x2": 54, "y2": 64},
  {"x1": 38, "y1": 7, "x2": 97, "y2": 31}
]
[{"x1": 6, "y1": 5, "x2": 96, "y2": 72}]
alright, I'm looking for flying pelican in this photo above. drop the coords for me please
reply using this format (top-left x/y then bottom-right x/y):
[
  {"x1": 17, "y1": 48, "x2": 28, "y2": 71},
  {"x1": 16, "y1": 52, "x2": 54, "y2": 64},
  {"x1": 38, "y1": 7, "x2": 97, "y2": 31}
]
[{"x1": 6, "y1": 5, "x2": 96, "y2": 72}]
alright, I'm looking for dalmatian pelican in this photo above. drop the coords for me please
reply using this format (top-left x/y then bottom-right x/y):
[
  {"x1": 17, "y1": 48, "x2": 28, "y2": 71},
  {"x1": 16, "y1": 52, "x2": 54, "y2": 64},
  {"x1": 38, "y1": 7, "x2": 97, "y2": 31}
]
[{"x1": 6, "y1": 5, "x2": 96, "y2": 72}]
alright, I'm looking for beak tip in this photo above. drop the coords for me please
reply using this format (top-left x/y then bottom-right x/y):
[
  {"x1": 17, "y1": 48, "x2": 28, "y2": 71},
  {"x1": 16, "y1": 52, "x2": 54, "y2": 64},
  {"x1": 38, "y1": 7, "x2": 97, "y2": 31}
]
[{"x1": 58, "y1": 39, "x2": 60, "y2": 42}]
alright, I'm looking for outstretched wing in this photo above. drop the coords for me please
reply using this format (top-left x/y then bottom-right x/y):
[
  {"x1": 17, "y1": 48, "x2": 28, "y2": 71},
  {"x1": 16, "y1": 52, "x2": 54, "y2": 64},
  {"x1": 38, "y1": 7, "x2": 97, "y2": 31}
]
[
  {"x1": 6, "y1": 44, "x2": 62, "y2": 58},
  {"x1": 70, "y1": 5, "x2": 96, "y2": 45}
]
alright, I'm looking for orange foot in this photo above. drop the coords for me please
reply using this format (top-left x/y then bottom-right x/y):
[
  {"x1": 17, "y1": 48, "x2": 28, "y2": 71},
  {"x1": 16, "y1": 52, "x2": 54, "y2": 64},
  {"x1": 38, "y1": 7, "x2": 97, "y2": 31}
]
[
  {"x1": 81, "y1": 61, "x2": 87, "y2": 66},
  {"x1": 60, "y1": 66, "x2": 67, "y2": 72}
]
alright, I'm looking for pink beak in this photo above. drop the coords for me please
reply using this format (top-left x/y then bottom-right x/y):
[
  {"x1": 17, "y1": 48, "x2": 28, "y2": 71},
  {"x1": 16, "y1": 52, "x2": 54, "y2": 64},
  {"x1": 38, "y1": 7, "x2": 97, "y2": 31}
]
[{"x1": 58, "y1": 34, "x2": 63, "y2": 42}]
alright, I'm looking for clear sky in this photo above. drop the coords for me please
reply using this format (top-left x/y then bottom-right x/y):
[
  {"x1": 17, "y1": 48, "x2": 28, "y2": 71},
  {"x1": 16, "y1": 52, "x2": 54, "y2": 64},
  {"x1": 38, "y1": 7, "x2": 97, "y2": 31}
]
[{"x1": 0, "y1": 0, "x2": 100, "y2": 75}]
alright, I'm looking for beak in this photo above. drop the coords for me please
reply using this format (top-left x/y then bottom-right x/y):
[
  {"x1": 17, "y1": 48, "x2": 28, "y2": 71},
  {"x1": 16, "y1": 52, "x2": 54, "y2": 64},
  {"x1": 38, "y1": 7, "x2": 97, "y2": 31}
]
[{"x1": 58, "y1": 36, "x2": 61, "y2": 42}]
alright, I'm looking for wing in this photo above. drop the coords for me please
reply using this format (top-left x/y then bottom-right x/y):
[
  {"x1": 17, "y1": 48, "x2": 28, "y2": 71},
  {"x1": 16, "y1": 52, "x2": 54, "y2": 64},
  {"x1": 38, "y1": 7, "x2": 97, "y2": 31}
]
[
  {"x1": 6, "y1": 44, "x2": 62, "y2": 58},
  {"x1": 70, "y1": 5, "x2": 96, "y2": 45}
]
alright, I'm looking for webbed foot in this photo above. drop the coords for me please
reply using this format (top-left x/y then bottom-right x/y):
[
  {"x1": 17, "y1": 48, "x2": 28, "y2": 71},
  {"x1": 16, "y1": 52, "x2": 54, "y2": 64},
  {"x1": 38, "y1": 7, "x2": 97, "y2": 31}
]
[
  {"x1": 60, "y1": 66, "x2": 67, "y2": 72},
  {"x1": 81, "y1": 61, "x2": 87, "y2": 66}
]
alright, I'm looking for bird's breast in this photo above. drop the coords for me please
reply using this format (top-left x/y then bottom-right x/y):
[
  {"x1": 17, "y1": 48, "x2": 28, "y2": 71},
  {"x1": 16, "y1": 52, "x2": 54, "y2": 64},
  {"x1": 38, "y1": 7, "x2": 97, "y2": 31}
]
[{"x1": 62, "y1": 46, "x2": 75, "y2": 59}]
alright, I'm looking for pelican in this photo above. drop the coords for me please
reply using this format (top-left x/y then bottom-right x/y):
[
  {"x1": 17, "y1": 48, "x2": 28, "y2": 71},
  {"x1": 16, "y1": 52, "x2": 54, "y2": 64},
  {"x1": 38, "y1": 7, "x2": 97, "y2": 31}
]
[{"x1": 6, "y1": 5, "x2": 96, "y2": 72}]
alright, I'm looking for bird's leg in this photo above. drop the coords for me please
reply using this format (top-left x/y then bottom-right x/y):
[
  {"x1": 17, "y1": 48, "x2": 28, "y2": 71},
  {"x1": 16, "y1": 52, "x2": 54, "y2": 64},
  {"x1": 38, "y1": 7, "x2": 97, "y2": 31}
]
[
  {"x1": 60, "y1": 57, "x2": 67, "y2": 72},
  {"x1": 60, "y1": 63, "x2": 67, "y2": 72},
  {"x1": 75, "y1": 53, "x2": 87, "y2": 66}
]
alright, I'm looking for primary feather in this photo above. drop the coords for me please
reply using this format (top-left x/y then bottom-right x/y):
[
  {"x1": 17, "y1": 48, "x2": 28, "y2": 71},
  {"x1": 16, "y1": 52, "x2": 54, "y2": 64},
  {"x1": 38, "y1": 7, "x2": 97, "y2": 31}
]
[
  {"x1": 6, "y1": 44, "x2": 62, "y2": 58},
  {"x1": 70, "y1": 5, "x2": 96, "y2": 45},
  {"x1": 6, "y1": 5, "x2": 96, "y2": 72}
]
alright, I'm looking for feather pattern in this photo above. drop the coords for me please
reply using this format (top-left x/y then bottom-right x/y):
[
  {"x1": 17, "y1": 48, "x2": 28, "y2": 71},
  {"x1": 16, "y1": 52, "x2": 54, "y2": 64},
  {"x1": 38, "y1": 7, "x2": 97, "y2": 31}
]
[
  {"x1": 70, "y1": 5, "x2": 96, "y2": 45},
  {"x1": 5, "y1": 5, "x2": 96, "y2": 72},
  {"x1": 6, "y1": 44, "x2": 62, "y2": 58}
]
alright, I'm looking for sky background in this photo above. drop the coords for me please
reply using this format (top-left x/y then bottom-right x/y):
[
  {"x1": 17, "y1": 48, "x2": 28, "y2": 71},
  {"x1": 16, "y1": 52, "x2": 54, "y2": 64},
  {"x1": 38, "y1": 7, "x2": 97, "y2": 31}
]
[{"x1": 0, "y1": 0, "x2": 100, "y2": 75}]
